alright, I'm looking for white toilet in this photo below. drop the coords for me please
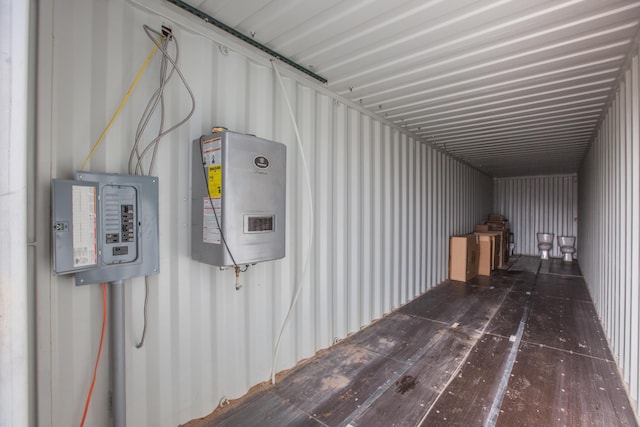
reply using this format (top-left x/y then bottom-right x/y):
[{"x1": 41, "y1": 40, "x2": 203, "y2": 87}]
[
  {"x1": 558, "y1": 236, "x2": 576, "y2": 262},
  {"x1": 537, "y1": 233, "x2": 554, "y2": 260}
]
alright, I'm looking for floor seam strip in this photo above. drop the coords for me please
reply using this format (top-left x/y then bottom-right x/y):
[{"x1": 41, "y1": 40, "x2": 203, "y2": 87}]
[
  {"x1": 340, "y1": 289, "x2": 513, "y2": 426},
  {"x1": 484, "y1": 296, "x2": 532, "y2": 427},
  {"x1": 336, "y1": 329, "x2": 446, "y2": 427},
  {"x1": 265, "y1": 389, "x2": 330, "y2": 426},
  {"x1": 415, "y1": 284, "x2": 515, "y2": 426},
  {"x1": 483, "y1": 259, "x2": 540, "y2": 426},
  {"x1": 517, "y1": 340, "x2": 614, "y2": 362}
]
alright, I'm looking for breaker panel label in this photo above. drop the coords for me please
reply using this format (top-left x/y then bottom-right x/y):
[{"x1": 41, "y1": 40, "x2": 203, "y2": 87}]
[
  {"x1": 72, "y1": 185, "x2": 98, "y2": 267},
  {"x1": 203, "y1": 197, "x2": 221, "y2": 244}
]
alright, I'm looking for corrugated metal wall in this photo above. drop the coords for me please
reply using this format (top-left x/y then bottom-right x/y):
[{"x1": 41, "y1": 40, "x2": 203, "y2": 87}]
[
  {"x1": 579, "y1": 48, "x2": 640, "y2": 414},
  {"x1": 494, "y1": 175, "x2": 578, "y2": 257},
  {"x1": 32, "y1": 1, "x2": 492, "y2": 425}
]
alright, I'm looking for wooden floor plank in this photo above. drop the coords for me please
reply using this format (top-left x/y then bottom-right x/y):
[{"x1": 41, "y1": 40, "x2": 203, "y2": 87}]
[
  {"x1": 271, "y1": 342, "x2": 405, "y2": 426},
  {"x1": 508, "y1": 256, "x2": 541, "y2": 273},
  {"x1": 535, "y1": 274, "x2": 592, "y2": 301},
  {"x1": 399, "y1": 281, "x2": 508, "y2": 332},
  {"x1": 347, "y1": 312, "x2": 452, "y2": 363},
  {"x1": 350, "y1": 328, "x2": 477, "y2": 427},
  {"x1": 485, "y1": 290, "x2": 529, "y2": 338},
  {"x1": 509, "y1": 270, "x2": 538, "y2": 293},
  {"x1": 467, "y1": 271, "x2": 514, "y2": 290},
  {"x1": 185, "y1": 257, "x2": 638, "y2": 427},
  {"x1": 491, "y1": 269, "x2": 537, "y2": 293},
  {"x1": 419, "y1": 334, "x2": 512, "y2": 426},
  {"x1": 497, "y1": 343, "x2": 637, "y2": 427},
  {"x1": 547, "y1": 259, "x2": 582, "y2": 276},
  {"x1": 524, "y1": 295, "x2": 613, "y2": 360},
  {"x1": 198, "y1": 390, "x2": 324, "y2": 427}
]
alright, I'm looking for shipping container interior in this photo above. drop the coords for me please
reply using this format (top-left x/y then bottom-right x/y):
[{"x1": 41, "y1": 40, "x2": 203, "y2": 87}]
[{"x1": 2, "y1": 0, "x2": 640, "y2": 426}]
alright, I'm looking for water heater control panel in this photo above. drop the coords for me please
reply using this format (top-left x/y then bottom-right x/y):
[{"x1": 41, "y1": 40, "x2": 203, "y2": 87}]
[{"x1": 191, "y1": 131, "x2": 286, "y2": 267}]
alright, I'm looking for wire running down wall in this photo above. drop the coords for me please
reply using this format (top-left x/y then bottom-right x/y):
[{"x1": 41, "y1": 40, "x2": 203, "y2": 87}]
[
  {"x1": 579, "y1": 47, "x2": 640, "y2": 415},
  {"x1": 494, "y1": 175, "x2": 578, "y2": 257},
  {"x1": 33, "y1": 1, "x2": 492, "y2": 425}
]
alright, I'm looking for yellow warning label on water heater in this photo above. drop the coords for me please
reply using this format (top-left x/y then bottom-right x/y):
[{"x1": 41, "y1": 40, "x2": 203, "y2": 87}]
[{"x1": 208, "y1": 164, "x2": 222, "y2": 198}]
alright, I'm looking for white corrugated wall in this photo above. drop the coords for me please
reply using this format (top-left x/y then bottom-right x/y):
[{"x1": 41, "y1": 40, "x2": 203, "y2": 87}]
[
  {"x1": 32, "y1": 0, "x2": 493, "y2": 425},
  {"x1": 579, "y1": 47, "x2": 640, "y2": 414},
  {"x1": 494, "y1": 175, "x2": 579, "y2": 257}
]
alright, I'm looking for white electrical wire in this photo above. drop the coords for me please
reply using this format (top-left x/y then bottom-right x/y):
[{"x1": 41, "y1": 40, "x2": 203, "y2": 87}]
[{"x1": 270, "y1": 60, "x2": 315, "y2": 384}]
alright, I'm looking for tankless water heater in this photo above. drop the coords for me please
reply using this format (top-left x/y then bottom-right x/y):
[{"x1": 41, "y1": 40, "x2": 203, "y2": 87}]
[{"x1": 191, "y1": 131, "x2": 286, "y2": 267}]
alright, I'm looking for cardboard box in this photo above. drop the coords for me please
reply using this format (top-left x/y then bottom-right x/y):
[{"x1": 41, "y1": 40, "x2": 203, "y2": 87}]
[
  {"x1": 449, "y1": 234, "x2": 479, "y2": 282},
  {"x1": 477, "y1": 234, "x2": 496, "y2": 276},
  {"x1": 486, "y1": 220, "x2": 509, "y2": 231},
  {"x1": 488, "y1": 214, "x2": 507, "y2": 222},
  {"x1": 475, "y1": 224, "x2": 490, "y2": 232},
  {"x1": 475, "y1": 231, "x2": 507, "y2": 268}
]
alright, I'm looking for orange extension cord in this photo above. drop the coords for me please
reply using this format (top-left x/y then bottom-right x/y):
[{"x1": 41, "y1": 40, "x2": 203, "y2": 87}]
[{"x1": 80, "y1": 282, "x2": 107, "y2": 427}]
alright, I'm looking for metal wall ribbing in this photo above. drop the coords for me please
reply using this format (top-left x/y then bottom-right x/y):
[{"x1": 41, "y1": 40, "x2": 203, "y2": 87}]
[
  {"x1": 494, "y1": 175, "x2": 578, "y2": 257},
  {"x1": 579, "y1": 48, "x2": 640, "y2": 415},
  {"x1": 32, "y1": 1, "x2": 493, "y2": 425}
]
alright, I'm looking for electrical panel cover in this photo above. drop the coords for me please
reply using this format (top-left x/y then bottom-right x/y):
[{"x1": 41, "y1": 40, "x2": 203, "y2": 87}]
[{"x1": 52, "y1": 172, "x2": 160, "y2": 285}]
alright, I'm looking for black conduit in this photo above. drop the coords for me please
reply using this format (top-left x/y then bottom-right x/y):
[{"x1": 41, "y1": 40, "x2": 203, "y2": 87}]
[{"x1": 166, "y1": 0, "x2": 329, "y2": 84}]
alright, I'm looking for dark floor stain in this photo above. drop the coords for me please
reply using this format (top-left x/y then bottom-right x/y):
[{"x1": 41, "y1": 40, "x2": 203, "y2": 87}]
[{"x1": 395, "y1": 375, "x2": 417, "y2": 395}]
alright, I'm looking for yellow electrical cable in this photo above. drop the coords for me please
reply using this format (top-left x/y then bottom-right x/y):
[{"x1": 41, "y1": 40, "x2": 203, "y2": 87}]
[{"x1": 80, "y1": 40, "x2": 161, "y2": 171}]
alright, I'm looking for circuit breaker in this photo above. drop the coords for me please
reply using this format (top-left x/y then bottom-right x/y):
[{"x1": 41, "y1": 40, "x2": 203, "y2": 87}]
[
  {"x1": 191, "y1": 131, "x2": 286, "y2": 267},
  {"x1": 52, "y1": 172, "x2": 159, "y2": 285}
]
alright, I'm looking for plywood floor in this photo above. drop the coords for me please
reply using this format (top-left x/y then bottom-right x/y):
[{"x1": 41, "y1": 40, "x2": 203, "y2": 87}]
[{"x1": 184, "y1": 256, "x2": 638, "y2": 427}]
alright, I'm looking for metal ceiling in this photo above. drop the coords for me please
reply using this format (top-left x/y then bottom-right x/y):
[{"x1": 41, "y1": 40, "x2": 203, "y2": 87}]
[{"x1": 187, "y1": 0, "x2": 640, "y2": 177}]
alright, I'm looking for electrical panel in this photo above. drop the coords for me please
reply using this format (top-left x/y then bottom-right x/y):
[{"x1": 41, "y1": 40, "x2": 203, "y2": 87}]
[
  {"x1": 191, "y1": 131, "x2": 286, "y2": 267},
  {"x1": 52, "y1": 172, "x2": 160, "y2": 285}
]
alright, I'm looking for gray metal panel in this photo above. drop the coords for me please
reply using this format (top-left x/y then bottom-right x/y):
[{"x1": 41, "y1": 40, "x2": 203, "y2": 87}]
[
  {"x1": 72, "y1": 172, "x2": 160, "y2": 285},
  {"x1": 579, "y1": 45, "x2": 640, "y2": 411}
]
